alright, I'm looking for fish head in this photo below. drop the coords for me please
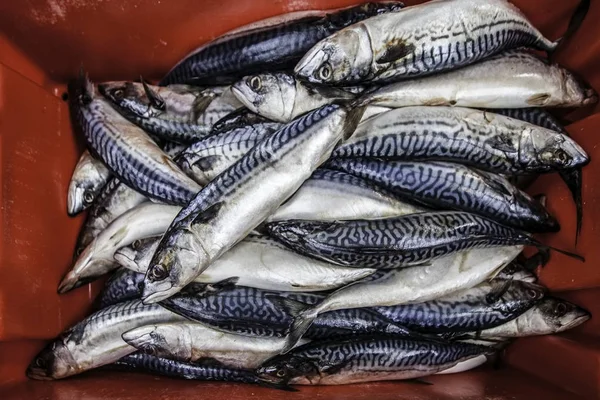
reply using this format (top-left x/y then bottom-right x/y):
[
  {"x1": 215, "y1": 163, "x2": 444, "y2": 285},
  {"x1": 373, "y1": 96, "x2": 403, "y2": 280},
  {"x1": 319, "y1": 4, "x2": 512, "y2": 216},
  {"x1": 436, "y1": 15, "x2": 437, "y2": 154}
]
[
  {"x1": 537, "y1": 297, "x2": 591, "y2": 333},
  {"x1": 496, "y1": 263, "x2": 537, "y2": 283},
  {"x1": 98, "y1": 81, "x2": 163, "y2": 118},
  {"x1": 295, "y1": 26, "x2": 372, "y2": 85},
  {"x1": 67, "y1": 182, "x2": 96, "y2": 216},
  {"x1": 562, "y1": 69, "x2": 598, "y2": 106},
  {"x1": 529, "y1": 130, "x2": 589, "y2": 170},
  {"x1": 232, "y1": 73, "x2": 296, "y2": 122},
  {"x1": 256, "y1": 355, "x2": 318, "y2": 385},
  {"x1": 26, "y1": 340, "x2": 77, "y2": 380},
  {"x1": 486, "y1": 280, "x2": 546, "y2": 314},
  {"x1": 122, "y1": 324, "x2": 192, "y2": 361}
]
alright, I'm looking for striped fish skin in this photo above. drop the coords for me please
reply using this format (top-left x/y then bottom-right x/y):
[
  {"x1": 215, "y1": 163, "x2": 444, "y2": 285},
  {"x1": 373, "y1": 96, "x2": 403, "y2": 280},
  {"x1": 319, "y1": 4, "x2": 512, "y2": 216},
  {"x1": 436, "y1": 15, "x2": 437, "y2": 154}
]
[
  {"x1": 97, "y1": 268, "x2": 146, "y2": 309},
  {"x1": 296, "y1": 0, "x2": 556, "y2": 85},
  {"x1": 476, "y1": 297, "x2": 590, "y2": 338},
  {"x1": 59, "y1": 203, "x2": 182, "y2": 293},
  {"x1": 143, "y1": 104, "x2": 364, "y2": 303},
  {"x1": 332, "y1": 106, "x2": 589, "y2": 174},
  {"x1": 266, "y1": 211, "x2": 537, "y2": 269},
  {"x1": 358, "y1": 50, "x2": 597, "y2": 108},
  {"x1": 68, "y1": 77, "x2": 202, "y2": 206},
  {"x1": 160, "y1": 2, "x2": 404, "y2": 85},
  {"x1": 67, "y1": 150, "x2": 111, "y2": 216},
  {"x1": 232, "y1": 71, "x2": 355, "y2": 122},
  {"x1": 269, "y1": 169, "x2": 424, "y2": 222},
  {"x1": 372, "y1": 279, "x2": 546, "y2": 333},
  {"x1": 160, "y1": 284, "x2": 408, "y2": 339},
  {"x1": 275, "y1": 246, "x2": 522, "y2": 352},
  {"x1": 326, "y1": 158, "x2": 559, "y2": 232},
  {"x1": 257, "y1": 336, "x2": 489, "y2": 385},
  {"x1": 73, "y1": 178, "x2": 147, "y2": 259},
  {"x1": 177, "y1": 119, "x2": 282, "y2": 185},
  {"x1": 26, "y1": 300, "x2": 185, "y2": 380}
]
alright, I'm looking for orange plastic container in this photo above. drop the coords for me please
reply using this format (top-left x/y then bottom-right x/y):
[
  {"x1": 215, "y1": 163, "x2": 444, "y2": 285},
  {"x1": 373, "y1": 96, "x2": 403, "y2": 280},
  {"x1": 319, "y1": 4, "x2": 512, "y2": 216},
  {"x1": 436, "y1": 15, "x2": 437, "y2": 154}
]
[{"x1": 0, "y1": 1, "x2": 598, "y2": 398}]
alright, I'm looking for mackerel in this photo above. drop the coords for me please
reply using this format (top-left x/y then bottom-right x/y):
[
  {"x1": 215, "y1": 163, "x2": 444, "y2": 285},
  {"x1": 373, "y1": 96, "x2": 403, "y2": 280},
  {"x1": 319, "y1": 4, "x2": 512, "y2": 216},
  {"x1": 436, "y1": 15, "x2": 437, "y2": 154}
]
[
  {"x1": 495, "y1": 261, "x2": 537, "y2": 283},
  {"x1": 357, "y1": 50, "x2": 597, "y2": 108},
  {"x1": 97, "y1": 268, "x2": 146, "y2": 308},
  {"x1": 326, "y1": 158, "x2": 558, "y2": 232},
  {"x1": 160, "y1": 2, "x2": 404, "y2": 85},
  {"x1": 59, "y1": 203, "x2": 181, "y2": 293},
  {"x1": 68, "y1": 74, "x2": 201, "y2": 205},
  {"x1": 295, "y1": 0, "x2": 560, "y2": 84},
  {"x1": 67, "y1": 150, "x2": 111, "y2": 216},
  {"x1": 257, "y1": 336, "x2": 489, "y2": 385},
  {"x1": 26, "y1": 300, "x2": 186, "y2": 380},
  {"x1": 143, "y1": 104, "x2": 364, "y2": 303}
]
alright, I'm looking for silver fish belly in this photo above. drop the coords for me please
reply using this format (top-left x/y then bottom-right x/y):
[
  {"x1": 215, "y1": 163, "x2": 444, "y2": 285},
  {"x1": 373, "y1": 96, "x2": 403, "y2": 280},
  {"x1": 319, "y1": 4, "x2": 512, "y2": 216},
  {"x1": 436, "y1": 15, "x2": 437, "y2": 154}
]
[
  {"x1": 67, "y1": 150, "x2": 111, "y2": 216},
  {"x1": 143, "y1": 104, "x2": 363, "y2": 303}
]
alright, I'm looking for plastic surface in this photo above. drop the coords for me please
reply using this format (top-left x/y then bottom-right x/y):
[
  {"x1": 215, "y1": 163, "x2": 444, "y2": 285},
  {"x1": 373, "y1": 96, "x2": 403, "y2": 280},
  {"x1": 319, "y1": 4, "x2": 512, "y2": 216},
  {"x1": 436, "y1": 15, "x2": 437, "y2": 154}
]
[{"x1": 0, "y1": 0, "x2": 598, "y2": 398}]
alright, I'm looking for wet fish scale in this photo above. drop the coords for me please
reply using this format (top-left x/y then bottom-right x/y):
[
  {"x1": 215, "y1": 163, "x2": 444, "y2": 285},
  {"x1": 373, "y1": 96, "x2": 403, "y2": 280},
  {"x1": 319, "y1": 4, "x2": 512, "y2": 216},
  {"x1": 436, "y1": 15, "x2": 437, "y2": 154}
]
[{"x1": 97, "y1": 268, "x2": 145, "y2": 308}]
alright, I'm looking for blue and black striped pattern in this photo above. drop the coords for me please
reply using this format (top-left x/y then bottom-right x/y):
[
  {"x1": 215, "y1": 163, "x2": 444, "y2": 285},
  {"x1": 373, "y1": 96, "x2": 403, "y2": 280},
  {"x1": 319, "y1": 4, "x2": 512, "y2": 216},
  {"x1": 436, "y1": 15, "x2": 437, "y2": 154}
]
[
  {"x1": 492, "y1": 108, "x2": 567, "y2": 135},
  {"x1": 120, "y1": 112, "x2": 212, "y2": 144},
  {"x1": 265, "y1": 211, "x2": 534, "y2": 268},
  {"x1": 326, "y1": 158, "x2": 557, "y2": 232},
  {"x1": 97, "y1": 269, "x2": 145, "y2": 309}
]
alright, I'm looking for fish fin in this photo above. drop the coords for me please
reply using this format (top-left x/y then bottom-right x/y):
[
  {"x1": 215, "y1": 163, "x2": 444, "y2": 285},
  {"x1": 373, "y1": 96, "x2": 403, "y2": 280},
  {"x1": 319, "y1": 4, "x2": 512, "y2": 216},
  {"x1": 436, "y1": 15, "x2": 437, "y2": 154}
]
[
  {"x1": 521, "y1": 248, "x2": 551, "y2": 270},
  {"x1": 550, "y1": 0, "x2": 590, "y2": 59},
  {"x1": 375, "y1": 41, "x2": 416, "y2": 64},
  {"x1": 558, "y1": 168, "x2": 583, "y2": 244},
  {"x1": 529, "y1": 240, "x2": 584, "y2": 262},
  {"x1": 341, "y1": 105, "x2": 367, "y2": 140},
  {"x1": 526, "y1": 93, "x2": 551, "y2": 106},
  {"x1": 533, "y1": 194, "x2": 547, "y2": 207},
  {"x1": 486, "y1": 279, "x2": 512, "y2": 304},
  {"x1": 407, "y1": 378, "x2": 434, "y2": 386},
  {"x1": 207, "y1": 277, "x2": 239, "y2": 293},
  {"x1": 486, "y1": 135, "x2": 517, "y2": 153},
  {"x1": 192, "y1": 92, "x2": 217, "y2": 120},
  {"x1": 321, "y1": 360, "x2": 352, "y2": 376},
  {"x1": 191, "y1": 202, "x2": 224, "y2": 226},
  {"x1": 140, "y1": 76, "x2": 166, "y2": 111},
  {"x1": 269, "y1": 296, "x2": 318, "y2": 354}
]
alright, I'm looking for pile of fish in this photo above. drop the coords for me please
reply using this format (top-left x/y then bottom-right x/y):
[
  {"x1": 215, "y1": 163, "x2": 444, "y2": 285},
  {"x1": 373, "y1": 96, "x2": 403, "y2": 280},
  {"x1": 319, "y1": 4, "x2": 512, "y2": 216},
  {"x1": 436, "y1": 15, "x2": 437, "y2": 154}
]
[{"x1": 29, "y1": 0, "x2": 593, "y2": 389}]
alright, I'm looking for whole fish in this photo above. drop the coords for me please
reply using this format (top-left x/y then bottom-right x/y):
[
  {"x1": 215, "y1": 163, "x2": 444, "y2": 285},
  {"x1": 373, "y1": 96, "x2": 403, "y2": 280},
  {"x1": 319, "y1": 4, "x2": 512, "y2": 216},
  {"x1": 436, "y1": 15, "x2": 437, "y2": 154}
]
[
  {"x1": 177, "y1": 118, "x2": 282, "y2": 185},
  {"x1": 26, "y1": 300, "x2": 186, "y2": 380},
  {"x1": 143, "y1": 104, "x2": 364, "y2": 303},
  {"x1": 269, "y1": 169, "x2": 424, "y2": 222},
  {"x1": 123, "y1": 322, "x2": 294, "y2": 369},
  {"x1": 232, "y1": 71, "x2": 355, "y2": 122},
  {"x1": 97, "y1": 268, "x2": 146, "y2": 308},
  {"x1": 475, "y1": 297, "x2": 590, "y2": 338},
  {"x1": 256, "y1": 336, "x2": 489, "y2": 385},
  {"x1": 331, "y1": 107, "x2": 589, "y2": 175},
  {"x1": 326, "y1": 158, "x2": 559, "y2": 232},
  {"x1": 265, "y1": 211, "x2": 565, "y2": 269},
  {"x1": 295, "y1": 0, "x2": 560, "y2": 85},
  {"x1": 160, "y1": 284, "x2": 410, "y2": 339},
  {"x1": 357, "y1": 50, "x2": 597, "y2": 108},
  {"x1": 68, "y1": 73, "x2": 201, "y2": 206},
  {"x1": 73, "y1": 178, "x2": 147, "y2": 258},
  {"x1": 273, "y1": 246, "x2": 522, "y2": 352},
  {"x1": 160, "y1": 2, "x2": 404, "y2": 85},
  {"x1": 67, "y1": 150, "x2": 111, "y2": 216},
  {"x1": 59, "y1": 203, "x2": 181, "y2": 293},
  {"x1": 372, "y1": 280, "x2": 546, "y2": 333},
  {"x1": 112, "y1": 353, "x2": 288, "y2": 390},
  {"x1": 116, "y1": 234, "x2": 375, "y2": 292}
]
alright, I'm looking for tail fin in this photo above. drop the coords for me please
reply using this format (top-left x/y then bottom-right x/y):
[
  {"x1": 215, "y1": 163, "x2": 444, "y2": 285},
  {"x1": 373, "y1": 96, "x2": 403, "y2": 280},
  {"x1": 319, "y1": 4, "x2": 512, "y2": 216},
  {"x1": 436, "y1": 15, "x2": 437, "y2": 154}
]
[
  {"x1": 269, "y1": 296, "x2": 319, "y2": 354},
  {"x1": 550, "y1": 0, "x2": 590, "y2": 59},
  {"x1": 558, "y1": 168, "x2": 583, "y2": 244}
]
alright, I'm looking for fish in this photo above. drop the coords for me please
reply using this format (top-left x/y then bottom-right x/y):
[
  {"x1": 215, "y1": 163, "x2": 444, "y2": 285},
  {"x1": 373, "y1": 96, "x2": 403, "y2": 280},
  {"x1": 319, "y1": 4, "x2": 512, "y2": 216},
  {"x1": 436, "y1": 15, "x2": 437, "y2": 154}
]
[
  {"x1": 356, "y1": 50, "x2": 597, "y2": 108},
  {"x1": 295, "y1": 0, "x2": 561, "y2": 85},
  {"x1": 160, "y1": 284, "x2": 410, "y2": 340},
  {"x1": 210, "y1": 108, "x2": 272, "y2": 135},
  {"x1": 160, "y1": 2, "x2": 405, "y2": 85},
  {"x1": 268, "y1": 169, "x2": 424, "y2": 222},
  {"x1": 266, "y1": 211, "x2": 575, "y2": 269},
  {"x1": 256, "y1": 335, "x2": 490, "y2": 385},
  {"x1": 331, "y1": 106, "x2": 589, "y2": 175},
  {"x1": 232, "y1": 71, "x2": 355, "y2": 122},
  {"x1": 273, "y1": 246, "x2": 523, "y2": 352},
  {"x1": 435, "y1": 354, "x2": 488, "y2": 375},
  {"x1": 68, "y1": 72, "x2": 202, "y2": 206},
  {"x1": 122, "y1": 322, "x2": 295, "y2": 369},
  {"x1": 116, "y1": 233, "x2": 375, "y2": 292},
  {"x1": 326, "y1": 158, "x2": 559, "y2": 232},
  {"x1": 474, "y1": 297, "x2": 591, "y2": 338},
  {"x1": 96, "y1": 268, "x2": 146, "y2": 309},
  {"x1": 26, "y1": 300, "x2": 186, "y2": 380},
  {"x1": 177, "y1": 118, "x2": 282, "y2": 185},
  {"x1": 371, "y1": 280, "x2": 546, "y2": 333},
  {"x1": 143, "y1": 104, "x2": 365, "y2": 303},
  {"x1": 73, "y1": 178, "x2": 147, "y2": 258},
  {"x1": 111, "y1": 353, "x2": 291, "y2": 390},
  {"x1": 67, "y1": 150, "x2": 111, "y2": 216},
  {"x1": 59, "y1": 203, "x2": 182, "y2": 293}
]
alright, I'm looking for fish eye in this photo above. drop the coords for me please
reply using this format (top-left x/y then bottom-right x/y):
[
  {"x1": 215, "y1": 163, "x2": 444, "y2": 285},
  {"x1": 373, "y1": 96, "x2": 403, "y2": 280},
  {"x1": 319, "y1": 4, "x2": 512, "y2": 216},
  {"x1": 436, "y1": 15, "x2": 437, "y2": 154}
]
[
  {"x1": 149, "y1": 264, "x2": 168, "y2": 281},
  {"x1": 113, "y1": 89, "x2": 125, "y2": 99},
  {"x1": 276, "y1": 369, "x2": 287, "y2": 378},
  {"x1": 249, "y1": 76, "x2": 262, "y2": 91},
  {"x1": 318, "y1": 63, "x2": 332, "y2": 81},
  {"x1": 527, "y1": 289, "x2": 539, "y2": 299},
  {"x1": 35, "y1": 358, "x2": 47, "y2": 368},
  {"x1": 131, "y1": 240, "x2": 142, "y2": 250},
  {"x1": 554, "y1": 149, "x2": 570, "y2": 163},
  {"x1": 554, "y1": 302, "x2": 568, "y2": 316},
  {"x1": 75, "y1": 247, "x2": 84, "y2": 257},
  {"x1": 83, "y1": 190, "x2": 95, "y2": 204}
]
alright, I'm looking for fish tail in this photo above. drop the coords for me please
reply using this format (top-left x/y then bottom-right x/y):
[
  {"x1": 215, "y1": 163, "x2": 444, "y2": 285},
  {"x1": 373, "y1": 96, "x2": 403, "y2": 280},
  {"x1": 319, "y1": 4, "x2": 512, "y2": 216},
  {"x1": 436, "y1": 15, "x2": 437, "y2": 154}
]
[
  {"x1": 270, "y1": 296, "x2": 319, "y2": 354},
  {"x1": 550, "y1": 0, "x2": 590, "y2": 59},
  {"x1": 341, "y1": 105, "x2": 367, "y2": 140},
  {"x1": 528, "y1": 239, "x2": 585, "y2": 262},
  {"x1": 558, "y1": 168, "x2": 583, "y2": 244}
]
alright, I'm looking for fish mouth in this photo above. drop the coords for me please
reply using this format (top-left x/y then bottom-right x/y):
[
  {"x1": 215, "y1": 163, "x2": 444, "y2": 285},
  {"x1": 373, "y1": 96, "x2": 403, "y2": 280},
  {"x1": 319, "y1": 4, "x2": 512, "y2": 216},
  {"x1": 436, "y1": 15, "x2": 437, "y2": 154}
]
[
  {"x1": 113, "y1": 250, "x2": 139, "y2": 271},
  {"x1": 142, "y1": 281, "x2": 177, "y2": 304},
  {"x1": 230, "y1": 84, "x2": 256, "y2": 111},
  {"x1": 122, "y1": 327, "x2": 156, "y2": 350},
  {"x1": 26, "y1": 366, "x2": 53, "y2": 381},
  {"x1": 57, "y1": 270, "x2": 81, "y2": 294},
  {"x1": 67, "y1": 186, "x2": 84, "y2": 216},
  {"x1": 563, "y1": 312, "x2": 591, "y2": 330},
  {"x1": 294, "y1": 48, "x2": 326, "y2": 83}
]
